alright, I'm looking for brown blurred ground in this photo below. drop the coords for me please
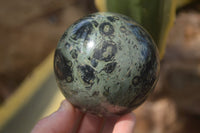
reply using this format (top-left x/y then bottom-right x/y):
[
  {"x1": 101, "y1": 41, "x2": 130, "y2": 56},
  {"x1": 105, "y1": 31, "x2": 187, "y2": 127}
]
[
  {"x1": 0, "y1": 0, "x2": 97, "y2": 103},
  {"x1": 134, "y1": 10, "x2": 200, "y2": 133}
]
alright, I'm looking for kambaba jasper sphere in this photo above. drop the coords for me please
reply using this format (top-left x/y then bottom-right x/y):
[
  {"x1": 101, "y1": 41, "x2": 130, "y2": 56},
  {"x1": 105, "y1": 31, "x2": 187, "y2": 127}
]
[{"x1": 54, "y1": 12, "x2": 160, "y2": 116}]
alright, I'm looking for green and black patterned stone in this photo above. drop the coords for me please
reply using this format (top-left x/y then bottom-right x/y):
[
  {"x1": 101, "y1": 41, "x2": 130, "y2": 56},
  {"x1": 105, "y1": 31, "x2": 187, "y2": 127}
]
[{"x1": 54, "y1": 12, "x2": 160, "y2": 116}]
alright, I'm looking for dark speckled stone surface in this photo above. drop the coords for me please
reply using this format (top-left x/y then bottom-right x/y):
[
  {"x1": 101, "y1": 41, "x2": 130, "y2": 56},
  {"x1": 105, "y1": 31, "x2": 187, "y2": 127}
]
[{"x1": 54, "y1": 12, "x2": 160, "y2": 116}]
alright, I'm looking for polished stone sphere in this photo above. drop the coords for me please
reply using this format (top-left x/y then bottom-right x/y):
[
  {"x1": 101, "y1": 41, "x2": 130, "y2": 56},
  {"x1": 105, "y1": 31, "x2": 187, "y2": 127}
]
[{"x1": 54, "y1": 12, "x2": 160, "y2": 116}]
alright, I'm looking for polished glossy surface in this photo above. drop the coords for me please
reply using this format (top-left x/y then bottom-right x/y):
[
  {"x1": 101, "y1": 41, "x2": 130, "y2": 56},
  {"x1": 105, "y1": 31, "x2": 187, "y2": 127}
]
[{"x1": 54, "y1": 12, "x2": 160, "y2": 116}]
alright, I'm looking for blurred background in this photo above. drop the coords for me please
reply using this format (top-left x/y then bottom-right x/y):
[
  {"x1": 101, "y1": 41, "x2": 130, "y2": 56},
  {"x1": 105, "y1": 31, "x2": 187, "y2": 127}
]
[
  {"x1": 0, "y1": 0, "x2": 200, "y2": 133},
  {"x1": 0, "y1": 0, "x2": 96, "y2": 103}
]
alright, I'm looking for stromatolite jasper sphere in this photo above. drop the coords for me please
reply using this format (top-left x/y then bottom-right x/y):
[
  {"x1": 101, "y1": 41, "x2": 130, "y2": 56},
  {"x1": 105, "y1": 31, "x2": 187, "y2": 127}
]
[{"x1": 54, "y1": 12, "x2": 160, "y2": 116}]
